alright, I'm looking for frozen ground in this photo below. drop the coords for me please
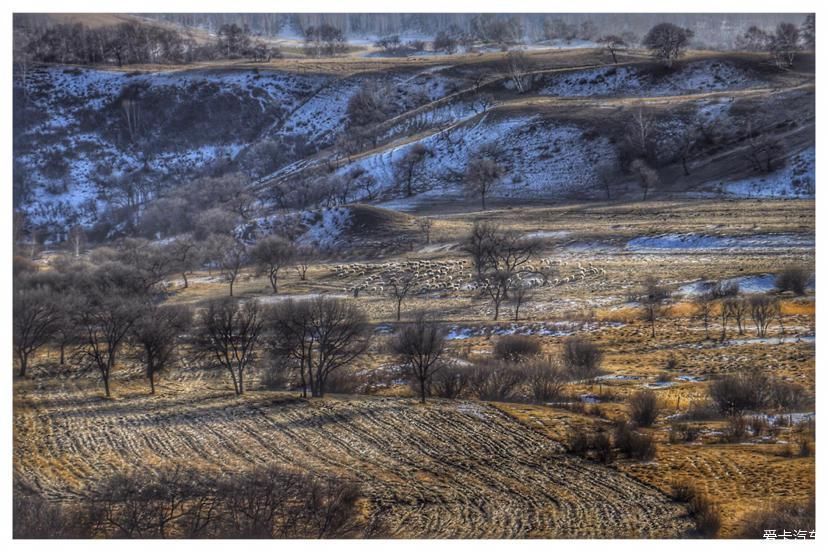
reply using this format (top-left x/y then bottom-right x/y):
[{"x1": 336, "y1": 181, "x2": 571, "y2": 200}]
[
  {"x1": 626, "y1": 233, "x2": 814, "y2": 252},
  {"x1": 539, "y1": 60, "x2": 761, "y2": 98}
]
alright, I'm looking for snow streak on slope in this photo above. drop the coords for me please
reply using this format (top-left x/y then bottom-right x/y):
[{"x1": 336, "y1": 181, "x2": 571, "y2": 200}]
[
  {"x1": 334, "y1": 115, "x2": 615, "y2": 205},
  {"x1": 539, "y1": 60, "x2": 760, "y2": 97}
]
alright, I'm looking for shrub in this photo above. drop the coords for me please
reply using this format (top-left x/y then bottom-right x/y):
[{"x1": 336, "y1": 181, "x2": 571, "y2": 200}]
[
  {"x1": 562, "y1": 336, "x2": 603, "y2": 380},
  {"x1": 798, "y1": 438, "x2": 812, "y2": 457},
  {"x1": 671, "y1": 481, "x2": 721, "y2": 538},
  {"x1": 735, "y1": 497, "x2": 815, "y2": 538},
  {"x1": 680, "y1": 400, "x2": 720, "y2": 421},
  {"x1": 260, "y1": 356, "x2": 297, "y2": 391},
  {"x1": 590, "y1": 431, "x2": 615, "y2": 464},
  {"x1": 614, "y1": 420, "x2": 657, "y2": 461},
  {"x1": 13, "y1": 493, "x2": 94, "y2": 538},
  {"x1": 722, "y1": 414, "x2": 748, "y2": 443},
  {"x1": 493, "y1": 335, "x2": 541, "y2": 362},
  {"x1": 775, "y1": 266, "x2": 811, "y2": 295},
  {"x1": 628, "y1": 389, "x2": 660, "y2": 426},
  {"x1": 430, "y1": 364, "x2": 471, "y2": 399},
  {"x1": 746, "y1": 415, "x2": 768, "y2": 436},
  {"x1": 768, "y1": 380, "x2": 809, "y2": 411},
  {"x1": 468, "y1": 360, "x2": 525, "y2": 401},
  {"x1": 669, "y1": 422, "x2": 698, "y2": 443},
  {"x1": 567, "y1": 431, "x2": 614, "y2": 464},
  {"x1": 64, "y1": 465, "x2": 366, "y2": 538},
  {"x1": 709, "y1": 372, "x2": 769, "y2": 415},
  {"x1": 525, "y1": 359, "x2": 566, "y2": 402}
]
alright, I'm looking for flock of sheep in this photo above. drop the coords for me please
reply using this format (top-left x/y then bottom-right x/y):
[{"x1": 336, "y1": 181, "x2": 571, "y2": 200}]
[{"x1": 329, "y1": 256, "x2": 608, "y2": 297}]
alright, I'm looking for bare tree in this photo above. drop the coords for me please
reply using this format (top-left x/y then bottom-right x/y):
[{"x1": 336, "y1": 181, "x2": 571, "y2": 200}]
[
  {"x1": 166, "y1": 237, "x2": 200, "y2": 289},
  {"x1": 67, "y1": 225, "x2": 86, "y2": 257},
  {"x1": 132, "y1": 304, "x2": 192, "y2": 394},
  {"x1": 626, "y1": 108, "x2": 656, "y2": 159},
  {"x1": 596, "y1": 161, "x2": 620, "y2": 200},
  {"x1": 13, "y1": 284, "x2": 61, "y2": 377},
  {"x1": 464, "y1": 157, "x2": 503, "y2": 210},
  {"x1": 117, "y1": 238, "x2": 175, "y2": 293},
  {"x1": 693, "y1": 291, "x2": 716, "y2": 340},
  {"x1": 504, "y1": 49, "x2": 533, "y2": 93},
  {"x1": 265, "y1": 299, "x2": 315, "y2": 398},
  {"x1": 640, "y1": 276, "x2": 671, "y2": 338},
  {"x1": 431, "y1": 363, "x2": 470, "y2": 399},
  {"x1": 599, "y1": 35, "x2": 627, "y2": 63},
  {"x1": 346, "y1": 83, "x2": 390, "y2": 147},
  {"x1": 251, "y1": 236, "x2": 295, "y2": 294},
  {"x1": 749, "y1": 294, "x2": 780, "y2": 338},
  {"x1": 642, "y1": 23, "x2": 694, "y2": 68},
  {"x1": 294, "y1": 244, "x2": 315, "y2": 281},
  {"x1": 463, "y1": 220, "x2": 498, "y2": 278},
  {"x1": 770, "y1": 22, "x2": 800, "y2": 69},
  {"x1": 74, "y1": 292, "x2": 145, "y2": 398},
  {"x1": 464, "y1": 223, "x2": 541, "y2": 320},
  {"x1": 418, "y1": 217, "x2": 433, "y2": 245},
  {"x1": 630, "y1": 158, "x2": 659, "y2": 201},
  {"x1": 392, "y1": 314, "x2": 447, "y2": 403},
  {"x1": 526, "y1": 358, "x2": 567, "y2": 403},
  {"x1": 510, "y1": 279, "x2": 533, "y2": 321},
  {"x1": 306, "y1": 297, "x2": 370, "y2": 397},
  {"x1": 743, "y1": 121, "x2": 784, "y2": 174},
  {"x1": 265, "y1": 297, "x2": 370, "y2": 398},
  {"x1": 386, "y1": 270, "x2": 417, "y2": 321},
  {"x1": 395, "y1": 144, "x2": 430, "y2": 197},
  {"x1": 198, "y1": 298, "x2": 263, "y2": 395},
  {"x1": 562, "y1": 336, "x2": 603, "y2": 382},
  {"x1": 724, "y1": 295, "x2": 749, "y2": 336},
  {"x1": 206, "y1": 235, "x2": 248, "y2": 297}
]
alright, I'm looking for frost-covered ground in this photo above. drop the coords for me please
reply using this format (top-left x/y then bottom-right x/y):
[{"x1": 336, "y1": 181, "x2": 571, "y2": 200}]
[
  {"x1": 538, "y1": 60, "x2": 761, "y2": 97},
  {"x1": 336, "y1": 114, "x2": 614, "y2": 205},
  {"x1": 626, "y1": 232, "x2": 814, "y2": 252},
  {"x1": 717, "y1": 147, "x2": 815, "y2": 199}
]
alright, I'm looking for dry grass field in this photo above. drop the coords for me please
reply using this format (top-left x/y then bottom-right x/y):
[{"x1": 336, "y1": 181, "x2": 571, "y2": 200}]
[
  {"x1": 14, "y1": 197, "x2": 815, "y2": 538},
  {"x1": 13, "y1": 12, "x2": 817, "y2": 537}
]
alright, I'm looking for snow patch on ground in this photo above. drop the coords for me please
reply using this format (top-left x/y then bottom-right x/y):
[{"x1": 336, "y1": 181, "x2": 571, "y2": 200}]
[
  {"x1": 539, "y1": 60, "x2": 760, "y2": 98},
  {"x1": 718, "y1": 147, "x2": 815, "y2": 198},
  {"x1": 626, "y1": 233, "x2": 814, "y2": 252},
  {"x1": 298, "y1": 207, "x2": 352, "y2": 249}
]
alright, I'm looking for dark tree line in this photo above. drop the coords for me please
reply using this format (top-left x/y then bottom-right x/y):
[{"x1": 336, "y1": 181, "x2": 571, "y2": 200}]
[{"x1": 14, "y1": 21, "x2": 279, "y2": 67}]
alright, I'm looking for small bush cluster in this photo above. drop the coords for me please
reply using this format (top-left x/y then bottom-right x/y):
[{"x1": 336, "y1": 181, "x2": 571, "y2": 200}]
[
  {"x1": 628, "y1": 389, "x2": 660, "y2": 426},
  {"x1": 735, "y1": 497, "x2": 815, "y2": 539},
  {"x1": 613, "y1": 421, "x2": 657, "y2": 461},
  {"x1": 670, "y1": 481, "x2": 721, "y2": 538}
]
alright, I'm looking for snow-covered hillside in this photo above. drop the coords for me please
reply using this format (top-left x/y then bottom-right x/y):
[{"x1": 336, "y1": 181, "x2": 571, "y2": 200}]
[
  {"x1": 13, "y1": 63, "x2": 468, "y2": 234},
  {"x1": 538, "y1": 60, "x2": 761, "y2": 97}
]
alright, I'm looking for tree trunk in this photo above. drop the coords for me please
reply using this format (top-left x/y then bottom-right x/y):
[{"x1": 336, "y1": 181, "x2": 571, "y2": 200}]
[
  {"x1": 59, "y1": 342, "x2": 65, "y2": 365},
  {"x1": 229, "y1": 279, "x2": 234, "y2": 297},
  {"x1": 682, "y1": 156, "x2": 690, "y2": 176},
  {"x1": 182, "y1": 272, "x2": 189, "y2": 289},
  {"x1": 18, "y1": 353, "x2": 27, "y2": 378},
  {"x1": 610, "y1": 49, "x2": 617, "y2": 64},
  {"x1": 270, "y1": 270, "x2": 278, "y2": 294},
  {"x1": 150, "y1": 373, "x2": 155, "y2": 394},
  {"x1": 420, "y1": 377, "x2": 426, "y2": 404},
  {"x1": 650, "y1": 318, "x2": 656, "y2": 338},
  {"x1": 481, "y1": 193, "x2": 487, "y2": 211},
  {"x1": 396, "y1": 300, "x2": 402, "y2": 321},
  {"x1": 103, "y1": 375, "x2": 111, "y2": 398}
]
